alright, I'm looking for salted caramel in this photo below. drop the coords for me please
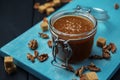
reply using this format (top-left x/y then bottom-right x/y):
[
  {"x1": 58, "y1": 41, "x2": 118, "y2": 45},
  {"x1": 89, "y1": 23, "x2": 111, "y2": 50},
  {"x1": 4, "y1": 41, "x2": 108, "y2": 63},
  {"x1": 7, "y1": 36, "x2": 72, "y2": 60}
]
[
  {"x1": 50, "y1": 14, "x2": 96, "y2": 63},
  {"x1": 53, "y1": 16, "x2": 94, "y2": 34}
]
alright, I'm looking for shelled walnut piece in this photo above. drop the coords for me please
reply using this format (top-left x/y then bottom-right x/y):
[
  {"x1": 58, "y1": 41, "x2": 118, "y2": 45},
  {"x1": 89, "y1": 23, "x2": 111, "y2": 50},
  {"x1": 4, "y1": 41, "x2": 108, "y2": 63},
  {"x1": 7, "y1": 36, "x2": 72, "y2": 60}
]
[
  {"x1": 37, "y1": 54, "x2": 48, "y2": 62},
  {"x1": 27, "y1": 51, "x2": 49, "y2": 63},
  {"x1": 47, "y1": 40, "x2": 52, "y2": 48},
  {"x1": 87, "y1": 63, "x2": 101, "y2": 72},
  {"x1": 4, "y1": 56, "x2": 16, "y2": 74},
  {"x1": 39, "y1": 33, "x2": 49, "y2": 39},
  {"x1": 27, "y1": 53, "x2": 35, "y2": 63},
  {"x1": 75, "y1": 66, "x2": 85, "y2": 77},
  {"x1": 28, "y1": 39, "x2": 38, "y2": 50},
  {"x1": 27, "y1": 50, "x2": 39, "y2": 62}
]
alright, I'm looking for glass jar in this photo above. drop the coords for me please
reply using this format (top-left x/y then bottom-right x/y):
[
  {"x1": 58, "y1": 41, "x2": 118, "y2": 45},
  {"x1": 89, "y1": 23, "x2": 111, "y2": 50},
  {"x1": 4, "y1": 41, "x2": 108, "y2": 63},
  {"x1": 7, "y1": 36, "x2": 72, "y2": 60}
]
[{"x1": 49, "y1": 9, "x2": 97, "y2": 64}]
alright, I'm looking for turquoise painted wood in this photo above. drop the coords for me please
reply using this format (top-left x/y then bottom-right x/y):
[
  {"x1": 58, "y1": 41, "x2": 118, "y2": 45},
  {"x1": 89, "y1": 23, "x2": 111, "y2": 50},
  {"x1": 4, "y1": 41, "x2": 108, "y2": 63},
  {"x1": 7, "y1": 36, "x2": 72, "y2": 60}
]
[{"x1": 1, "y1": 0, "x2": 120, "y2": 80}]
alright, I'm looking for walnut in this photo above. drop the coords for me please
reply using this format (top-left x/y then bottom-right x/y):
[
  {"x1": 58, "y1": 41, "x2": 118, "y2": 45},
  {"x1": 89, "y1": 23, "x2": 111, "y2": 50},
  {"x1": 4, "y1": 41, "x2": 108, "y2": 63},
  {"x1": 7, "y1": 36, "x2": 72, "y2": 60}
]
[{"x1": 28, "y1": 39, "x2": 38, "y2": 50}]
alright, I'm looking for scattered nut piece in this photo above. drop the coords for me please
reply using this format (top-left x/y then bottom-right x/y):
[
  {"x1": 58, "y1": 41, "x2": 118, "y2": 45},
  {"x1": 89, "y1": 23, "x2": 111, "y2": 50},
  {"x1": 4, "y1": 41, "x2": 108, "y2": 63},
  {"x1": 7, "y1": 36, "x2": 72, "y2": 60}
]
[
  {"x1": 27, "y1": 53, "x2": 33, "y2": 60},
  {"x1": 102, "y1": 50, "x2": 110, "y2": 59},
  {"x1": 109, "y1": 43, "x2": 117, "y2": 53},
  {"x1": 34, "y1": 3, "x2": 40, "y2": 9},
  {"x1": 28, "y1": 39, "x2": 38, "y2": 50},
  {"x1": 47, "y1": 40, "x2": 52, "y2": 48},
  {"x1": 103, "y1": 45, "x2": 111, "y2": 51},
  {"x1": 37, "y1": 54, "x2": 48, "y2": 62},
  {"x1": 114, "y1": 3, "x2": 119, "y2": 9},
  {"x1": 39, "y1": 33, "x2": 49, "y2": 39},
  {"x1": 46, "y1": 7, "x2": 55, "y2": 15},
  {"x1": 97, "y1": 37, "x2": 106, "y2": 48},
  {"x1": 75, "y1": 66, "x2": 85, "y2": 77},
  {"x1": 87, "y1": 63, "x2": 101, "y2": 72},
  {"x1": 85, "y1": 72, "x2": 98, "y2": 80},
  {"x1": 34, "y1": 50, "x2": 39, "y2": 58},
  {"x1": 78, "y1": 66, "x2": 85, "y2": 77},
  {"x1": 27, "y1": 53, "x2": 35, "y2": 63}
]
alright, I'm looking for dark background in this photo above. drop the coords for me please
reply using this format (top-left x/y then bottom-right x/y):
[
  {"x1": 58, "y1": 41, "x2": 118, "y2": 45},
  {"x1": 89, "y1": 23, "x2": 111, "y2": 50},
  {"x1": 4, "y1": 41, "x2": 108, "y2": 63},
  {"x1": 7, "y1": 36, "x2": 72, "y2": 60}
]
[{"x1": 0, "y1": 0, "x2": 120, "y2": 80}]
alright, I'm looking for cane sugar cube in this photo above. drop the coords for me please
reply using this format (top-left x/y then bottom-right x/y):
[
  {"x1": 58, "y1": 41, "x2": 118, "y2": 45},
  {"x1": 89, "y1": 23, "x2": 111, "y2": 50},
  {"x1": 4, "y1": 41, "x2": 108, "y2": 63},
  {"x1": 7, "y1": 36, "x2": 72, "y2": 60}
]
[
  {"x1": 38, "y1": 5, "x2": 46, "y2": 13},
  {"x1": 5, "y1": 64, "x2": 16, "y2": 74},
  {"x1": 97, "y1": 37, "x2": 106, "y2": 47},
  {"x1": 4, "y1": 56, "x2": 16, "y2": 74},
  {"x1": 85, "y1": 72, "x2": 98, "y2": 80},
  {"x1": 40, "y1": 21, "x2": 48, "y2": 32},
  {"x1": 46, "y1": 7, "x2": 55, "y2": 15},
  {"x1": 44, "y1": 3, "x2": 52, "y2": 8},
  {"x1": 53, "y1": 0, "x2": 61, "y2": 6},
  {"x1": 49, "y1": 2, "x2": 56, "y2": 7},
  {"x1": 4, "y1": 56, "x2": 14, "y2": 68}
]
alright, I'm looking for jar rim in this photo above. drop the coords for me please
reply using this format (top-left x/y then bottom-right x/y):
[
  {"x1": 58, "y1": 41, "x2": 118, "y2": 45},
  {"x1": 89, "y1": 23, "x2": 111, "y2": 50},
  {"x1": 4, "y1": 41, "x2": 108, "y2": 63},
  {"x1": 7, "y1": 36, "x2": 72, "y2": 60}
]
[{"x1": 49, "y1": 9, "x2": 97, "y2": 39}]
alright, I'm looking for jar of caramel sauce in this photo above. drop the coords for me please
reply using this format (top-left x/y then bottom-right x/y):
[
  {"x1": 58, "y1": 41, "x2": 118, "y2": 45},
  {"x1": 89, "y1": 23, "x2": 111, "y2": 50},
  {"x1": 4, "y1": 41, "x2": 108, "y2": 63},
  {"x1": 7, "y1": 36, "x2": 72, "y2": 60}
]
[{"x1": 49, "y1": 10, "x2": 97, "y2": 63}]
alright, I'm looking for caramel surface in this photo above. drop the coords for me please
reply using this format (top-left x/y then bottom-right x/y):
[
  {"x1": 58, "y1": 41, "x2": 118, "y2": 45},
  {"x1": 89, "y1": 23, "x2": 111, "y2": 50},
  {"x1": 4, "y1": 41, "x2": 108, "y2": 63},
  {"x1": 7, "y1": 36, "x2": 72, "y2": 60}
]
[{"x1": 53, "y1": 16, "x2": 94, "y2": 34}]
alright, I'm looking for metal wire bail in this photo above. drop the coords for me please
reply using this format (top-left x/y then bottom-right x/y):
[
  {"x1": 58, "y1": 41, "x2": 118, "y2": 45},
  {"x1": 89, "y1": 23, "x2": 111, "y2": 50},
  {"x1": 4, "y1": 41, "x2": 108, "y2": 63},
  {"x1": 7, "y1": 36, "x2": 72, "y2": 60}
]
[{"x1": 51, "y1": 38, "x2": 72, "y2": 70}]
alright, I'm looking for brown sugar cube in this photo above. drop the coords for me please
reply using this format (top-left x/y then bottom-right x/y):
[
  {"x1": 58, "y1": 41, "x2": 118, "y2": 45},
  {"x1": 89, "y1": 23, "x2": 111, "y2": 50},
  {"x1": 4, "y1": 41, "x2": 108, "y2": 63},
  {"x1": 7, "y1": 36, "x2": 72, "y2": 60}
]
[
  {"x1": 5, "y1": 64, "x2": 16, "y2": 74},
  {"x1": 40, "y1": 21, "x2": 48, "y2": 31},
  {"x1": 53, "y1": 0, "x2": 61, "y2": 6},
  {"x1": 46, "y1": 7, "x2": 55, "y2": 15},
  {"x1": 44, "y1": 3, "x2": 53, "y2": 8},
  {"x1": 85, "y1": 72, "x2": 98, "y2": 80},
  {"x1": 97, "y1": 37, "x2": 106, "y2": 47},
  {"x1": 114, "y1": 3, "x2": 119, "y2": 9},
  {"x1": 4, "y1": 56, "x2": 14, "y2": 68},
  {"x1": 38, "y1": 5, "x2": 46, "y2": 13},
  {"x1": 49, "y1": 2, "x2": 56, "y2": 7}
]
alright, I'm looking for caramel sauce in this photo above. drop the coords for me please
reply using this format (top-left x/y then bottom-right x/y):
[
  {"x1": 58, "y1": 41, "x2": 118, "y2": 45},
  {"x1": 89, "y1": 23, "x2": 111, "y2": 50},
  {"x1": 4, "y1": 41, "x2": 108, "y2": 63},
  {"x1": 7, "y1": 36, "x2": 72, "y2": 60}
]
[
  {"x1": 52, "y1": 15, "x2": 96, "y2": 63},
  {"x1": 53, "y1": 16, "x2": 94, "y2": 34}
]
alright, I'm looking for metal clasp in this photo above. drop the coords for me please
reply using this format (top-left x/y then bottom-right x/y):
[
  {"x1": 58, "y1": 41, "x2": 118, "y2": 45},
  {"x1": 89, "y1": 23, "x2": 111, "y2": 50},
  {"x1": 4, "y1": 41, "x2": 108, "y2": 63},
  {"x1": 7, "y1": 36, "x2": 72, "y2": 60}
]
[{"x1": 51, "y1": 38, "x2": 72, "y2": 70}]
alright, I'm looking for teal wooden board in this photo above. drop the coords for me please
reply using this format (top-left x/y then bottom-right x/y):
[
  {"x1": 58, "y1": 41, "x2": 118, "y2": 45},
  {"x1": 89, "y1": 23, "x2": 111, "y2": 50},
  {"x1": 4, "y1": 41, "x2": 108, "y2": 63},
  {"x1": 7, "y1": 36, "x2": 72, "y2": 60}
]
[{"x1": 1, "y1": 0, "x2": 120, "y2": 80}]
